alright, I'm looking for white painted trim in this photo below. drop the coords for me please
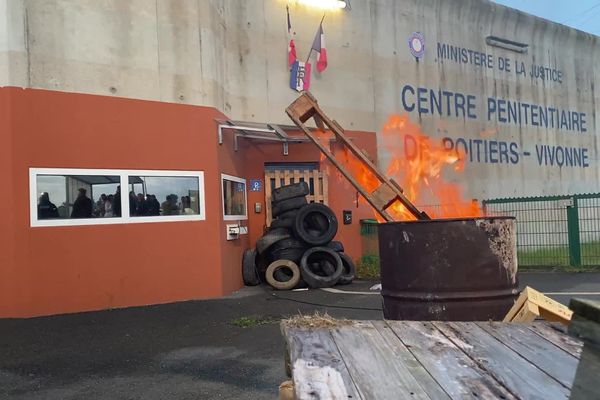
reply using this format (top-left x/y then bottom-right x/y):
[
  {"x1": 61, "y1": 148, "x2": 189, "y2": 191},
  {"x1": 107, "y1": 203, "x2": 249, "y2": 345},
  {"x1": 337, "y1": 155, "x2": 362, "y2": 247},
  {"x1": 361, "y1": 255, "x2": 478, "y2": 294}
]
[
  {"x1": 220, "y1": 173, "x2": 248, "y2": 221},
  {"x1": 29, "y1": 168, "x2": 206, "y2": 227}
]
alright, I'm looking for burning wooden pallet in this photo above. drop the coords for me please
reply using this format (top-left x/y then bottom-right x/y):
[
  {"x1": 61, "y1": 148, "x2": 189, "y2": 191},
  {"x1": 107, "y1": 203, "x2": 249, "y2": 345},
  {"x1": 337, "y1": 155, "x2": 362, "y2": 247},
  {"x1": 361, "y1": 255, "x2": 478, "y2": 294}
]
[{"x1": 285, "y1": 92, "x2": 429, "y2": 222}]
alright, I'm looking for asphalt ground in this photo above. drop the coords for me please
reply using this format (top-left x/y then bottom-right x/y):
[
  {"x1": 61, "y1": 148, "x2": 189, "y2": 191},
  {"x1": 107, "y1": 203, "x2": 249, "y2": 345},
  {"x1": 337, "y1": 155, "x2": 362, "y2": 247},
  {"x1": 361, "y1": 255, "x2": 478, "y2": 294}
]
[{"x1": 1, "y1": 272, "x2": 599, "y2": 400}]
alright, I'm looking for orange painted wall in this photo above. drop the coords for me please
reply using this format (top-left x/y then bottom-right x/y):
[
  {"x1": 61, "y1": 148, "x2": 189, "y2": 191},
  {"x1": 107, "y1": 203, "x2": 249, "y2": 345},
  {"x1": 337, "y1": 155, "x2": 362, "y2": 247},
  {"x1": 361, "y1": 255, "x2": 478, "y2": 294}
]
[
  {"x1": 0, "y1": 87, "x2": 245, "y2": 318},
  {"x1": 216, "y1": 129, "x2": 250, "y2": 295},
  {"x1": 0, "y1": 87, "x2": 378, "y2": 318},
  {"x1": 0, "y1": 89, "x2": 16, "y2": 315}
]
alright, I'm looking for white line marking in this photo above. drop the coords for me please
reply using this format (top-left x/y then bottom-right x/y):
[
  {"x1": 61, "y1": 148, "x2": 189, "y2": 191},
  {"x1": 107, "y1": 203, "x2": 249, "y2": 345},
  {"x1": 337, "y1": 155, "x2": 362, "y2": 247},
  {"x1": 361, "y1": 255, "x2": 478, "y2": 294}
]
[
  {"x1": 321, "y1": 288, "x2": 379, "y2": 295},
  {"x1": 544, "y1": 292, "x2": 600, "y2": 296},
  {"x1": 321, "y1": 289, "x2": 600, "y2": 296}
]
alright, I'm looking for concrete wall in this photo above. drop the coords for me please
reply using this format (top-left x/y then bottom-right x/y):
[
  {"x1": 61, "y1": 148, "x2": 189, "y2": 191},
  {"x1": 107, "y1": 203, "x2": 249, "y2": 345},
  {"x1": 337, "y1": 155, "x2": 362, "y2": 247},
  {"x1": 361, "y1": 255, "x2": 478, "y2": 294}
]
[{"x1": 1, "y1": 0, "x2": 598, "y2": 199}]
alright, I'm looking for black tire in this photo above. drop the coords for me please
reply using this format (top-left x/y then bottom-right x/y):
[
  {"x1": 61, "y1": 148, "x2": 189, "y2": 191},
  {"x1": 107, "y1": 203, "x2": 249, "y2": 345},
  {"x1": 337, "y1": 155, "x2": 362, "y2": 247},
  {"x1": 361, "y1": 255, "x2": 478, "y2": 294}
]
[
  {"x1": 337, "y1": 252, "x2": 356, "y2": 285},
  {"x1": 272, "y1": 197, "x2": 308, "y2": 218},
  {"x1": 272, "y1": 182, "x2": 310, "y2": 203},
  {"x1": 293, "y1": 203, "x2": 338, "y2": 246},
  {"x1": 269, "y1": 238, "x2": 307, "y2": 264},
  {"x1": 327, "y1": 241, "x2": 345, "y2": 252},
  {"x1": 278, "y1": 210, "x2": 299, "y2": 220},
  {"x1": 270, "y1": 247, "x2": 306, "y2": 264},
  {"x1": 299, "y1": 247, "x2": 343, "y2": 288},
  {"x1": 270, "y1": 238, "x2": 305, "y2": 252},
  {"x1": 256, "y1": 228, "x2": 291, "y2": 254},
  {"x1": 270, "y1": 217, "x2": 294, "y2": 229},
  {"x1": 266, "y1": 260, "x2": 301, "y2": 290},
  {"x1": 242, "y1": 249, "x2": 260, "y2": 286},
  {"x1": 320, "y1": 260, "x2": 337, "y2": 276},
  {"x1": 274, "y1": 268, "x2": 307, "y2": 289}
]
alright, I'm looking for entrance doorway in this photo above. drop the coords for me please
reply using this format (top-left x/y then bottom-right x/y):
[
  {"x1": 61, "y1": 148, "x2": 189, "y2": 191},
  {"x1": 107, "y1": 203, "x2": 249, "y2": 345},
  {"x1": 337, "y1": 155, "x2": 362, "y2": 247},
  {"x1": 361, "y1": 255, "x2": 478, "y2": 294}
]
[{"x1": 264, "y1": 163, "x2": 328, "y2": 226}]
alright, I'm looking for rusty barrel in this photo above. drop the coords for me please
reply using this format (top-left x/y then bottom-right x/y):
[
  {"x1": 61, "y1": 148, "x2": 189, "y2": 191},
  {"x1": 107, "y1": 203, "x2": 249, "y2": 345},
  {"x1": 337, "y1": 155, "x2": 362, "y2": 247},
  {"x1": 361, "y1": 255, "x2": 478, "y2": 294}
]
[{"x1": 378, "y1": 217, "x2": 519, "y2": 321}]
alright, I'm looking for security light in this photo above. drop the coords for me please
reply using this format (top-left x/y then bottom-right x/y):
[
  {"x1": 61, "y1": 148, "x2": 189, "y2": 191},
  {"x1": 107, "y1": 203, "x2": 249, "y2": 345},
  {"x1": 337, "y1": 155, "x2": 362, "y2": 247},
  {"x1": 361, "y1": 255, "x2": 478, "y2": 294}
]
[{"x1": 297, "y1": 0, "x2": 347, "y2": 10}]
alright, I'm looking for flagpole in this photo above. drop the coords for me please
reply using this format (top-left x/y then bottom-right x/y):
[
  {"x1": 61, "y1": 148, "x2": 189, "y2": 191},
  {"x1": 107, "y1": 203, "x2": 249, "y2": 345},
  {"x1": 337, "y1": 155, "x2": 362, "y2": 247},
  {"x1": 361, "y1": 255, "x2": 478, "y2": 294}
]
[{"x1": 306, "y1": 13, "x2": 326, "y2": 64}]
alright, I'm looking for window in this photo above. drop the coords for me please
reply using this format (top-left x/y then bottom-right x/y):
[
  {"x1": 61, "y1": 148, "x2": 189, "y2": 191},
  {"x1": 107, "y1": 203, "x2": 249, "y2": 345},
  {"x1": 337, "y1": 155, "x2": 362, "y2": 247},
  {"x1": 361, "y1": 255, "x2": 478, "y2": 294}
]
[
  {"x1": 221, "y1": 174, "x2": 247, "y2": 220},
  {"x1": 128, "y1": 175, "x2": 202, "y2": 218},
  {"x1": 30, "y1": 168, "x2": 205, "y2": 227}
]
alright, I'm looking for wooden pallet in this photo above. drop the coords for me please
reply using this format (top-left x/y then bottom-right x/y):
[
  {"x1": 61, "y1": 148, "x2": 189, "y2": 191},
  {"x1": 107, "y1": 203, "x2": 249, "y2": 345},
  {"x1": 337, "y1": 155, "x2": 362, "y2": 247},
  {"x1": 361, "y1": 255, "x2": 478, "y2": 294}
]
[
  {"x1": 282, "y1": 319, "x2": 582, "y2": 399},
  {"x1": 503, "y1": 286, "x2": 573, "y2": 324},
  {"x1": 285, "y1": 92, "x2": 429, "y2": 222},
  {"x1": 264, "y1": 169, "x2": 328, "y2": 226}
]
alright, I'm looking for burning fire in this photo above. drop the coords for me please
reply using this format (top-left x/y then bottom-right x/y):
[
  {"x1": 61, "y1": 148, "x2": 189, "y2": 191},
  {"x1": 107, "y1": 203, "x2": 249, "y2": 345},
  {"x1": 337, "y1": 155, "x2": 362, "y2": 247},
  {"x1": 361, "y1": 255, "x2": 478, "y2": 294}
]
[{"x1": 333, "y1": 114, "x2": 483, "y2": 221}]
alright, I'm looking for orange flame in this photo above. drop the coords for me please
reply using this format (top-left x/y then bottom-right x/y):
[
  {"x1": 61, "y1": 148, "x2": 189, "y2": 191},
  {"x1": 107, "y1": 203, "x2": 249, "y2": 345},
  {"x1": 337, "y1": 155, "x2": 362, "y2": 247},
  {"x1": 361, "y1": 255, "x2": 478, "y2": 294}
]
[{"x1": 334, "y1": 114, "x2": 483, "y2": 221}]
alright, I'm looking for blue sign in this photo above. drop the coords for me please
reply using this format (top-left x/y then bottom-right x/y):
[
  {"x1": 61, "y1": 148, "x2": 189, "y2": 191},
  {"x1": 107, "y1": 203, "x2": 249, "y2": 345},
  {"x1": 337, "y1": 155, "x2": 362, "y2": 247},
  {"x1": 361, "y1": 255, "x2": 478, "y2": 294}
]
[{"x1": 250, "y1": 179, "x2": 262, "y2": 192}]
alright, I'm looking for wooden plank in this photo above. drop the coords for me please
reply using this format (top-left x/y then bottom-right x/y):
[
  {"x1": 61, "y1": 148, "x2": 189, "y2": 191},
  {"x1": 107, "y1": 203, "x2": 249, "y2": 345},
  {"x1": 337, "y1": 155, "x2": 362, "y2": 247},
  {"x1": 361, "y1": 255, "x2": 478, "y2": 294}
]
[
  {"x1": 527, "y1": 322, "x2": 583, "y2": 358},
  {"x1": 385, "y1": 321, "x2": 516, "y2": 399},
  {"x1": 286, "y1": 92, "x2": 426, "y2": 220},
  {"x1": 505, "y1": 287, "x2": 572, "y2": 324},
  {"x1": 512, "y1": 301, "x2": 540, "y2": 323},
  {"x1": 371, "y1": 321, "x2": 451, "y2": 400},
  {"x1": 302, "y1": 170, "x2": 310, "y2": 201},
  {"x1": 503, "y1": 288, "x2": 530, "y2": 322},
  {"x1": 476, "y1": 321, "x2": 578, "y2": 388},
  {"x1": 322, "y1": 171, "x2": 328, "y2": 205},
  {"x1": 312, "y1": 169, "x2": 320, "y2": 204},
  {"x1": 275, "y1": 170, "x2": 281, "y2": 190},
  {"x1": 370, "y1": 183, "x2": 399, "y2": 210},
  {"x1": 433, "y1": 322, "x2": 571, "y2": 399},
  {"x1": 284, "y1": 169, "x2": 290, "y2": 186},
  {"x1": 286, "y1": 108, "x2": 395, "y2": 221},
  {"x1": 265, "y1": 171, "x2": 272, "y2": 226},
  {"x1": 329, "y1": 321, "x2": 432, "y2": 399},
  {"x1": 282, "y1": 325, "x2": 361, "y2": 400}
]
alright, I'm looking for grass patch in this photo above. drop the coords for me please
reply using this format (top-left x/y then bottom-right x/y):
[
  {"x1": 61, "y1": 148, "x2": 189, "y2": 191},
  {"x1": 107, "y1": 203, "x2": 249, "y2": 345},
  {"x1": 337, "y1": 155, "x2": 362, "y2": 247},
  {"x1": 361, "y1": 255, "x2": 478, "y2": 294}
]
[
  {"x1": 284, "y1": 311, "x2": 351, "y2": 328},
  {"x1": 518, "y1": 241, "x2": 600, "y2": 271},
  {"x1": 356, "y1": 254, "x2": 380, "y2": 279},
  {"x1": 230, "y1": 315, "x2": 278, "y2": 328}
]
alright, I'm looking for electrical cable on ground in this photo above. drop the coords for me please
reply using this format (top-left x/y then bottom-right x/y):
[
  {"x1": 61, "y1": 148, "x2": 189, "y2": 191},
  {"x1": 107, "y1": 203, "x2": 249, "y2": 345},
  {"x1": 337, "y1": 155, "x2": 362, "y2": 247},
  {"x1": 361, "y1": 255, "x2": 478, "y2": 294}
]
[{"x1": 254, "y1": 266, "x2": 383, "y2": 311}]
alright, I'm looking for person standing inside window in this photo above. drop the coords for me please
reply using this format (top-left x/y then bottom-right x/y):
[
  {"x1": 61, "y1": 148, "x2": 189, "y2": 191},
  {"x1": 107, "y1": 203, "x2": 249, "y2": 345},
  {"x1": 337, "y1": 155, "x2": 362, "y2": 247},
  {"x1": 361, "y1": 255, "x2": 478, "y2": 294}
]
[
  {"x1": 71, "y1": 188, "x2": 93, "y2": 218},
  {"x1": 38, "y1": 192, "x2": 59, "y2": 219}
]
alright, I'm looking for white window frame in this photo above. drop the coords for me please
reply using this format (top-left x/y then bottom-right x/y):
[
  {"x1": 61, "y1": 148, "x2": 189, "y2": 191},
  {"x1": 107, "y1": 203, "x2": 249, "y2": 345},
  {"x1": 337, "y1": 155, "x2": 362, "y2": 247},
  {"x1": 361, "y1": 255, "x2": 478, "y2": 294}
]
[
  {"x1": 221, "y1": 173, "x2": 248, "y2": 221},
  {"x1": 30, "y1": 168, "x2": 206, "y2": 227}
]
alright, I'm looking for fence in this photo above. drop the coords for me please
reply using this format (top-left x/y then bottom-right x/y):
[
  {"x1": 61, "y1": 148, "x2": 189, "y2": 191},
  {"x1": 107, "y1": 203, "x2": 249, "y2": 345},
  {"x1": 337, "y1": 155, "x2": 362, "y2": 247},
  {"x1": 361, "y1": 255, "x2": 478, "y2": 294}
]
[
  {"x1": 483, "y1": 193, "x2": 600, "y2": 268},
  {"x1": 358, "y1": 194, "x2": 600, "y2": 271}
]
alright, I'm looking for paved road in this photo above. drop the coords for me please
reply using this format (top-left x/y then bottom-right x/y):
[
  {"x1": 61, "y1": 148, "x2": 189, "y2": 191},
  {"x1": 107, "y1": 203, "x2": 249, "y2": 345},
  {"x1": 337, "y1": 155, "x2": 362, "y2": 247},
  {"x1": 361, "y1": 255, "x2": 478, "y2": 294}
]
[{"x1": 0, "y1": 272, "x2": 598, "y2": 400}]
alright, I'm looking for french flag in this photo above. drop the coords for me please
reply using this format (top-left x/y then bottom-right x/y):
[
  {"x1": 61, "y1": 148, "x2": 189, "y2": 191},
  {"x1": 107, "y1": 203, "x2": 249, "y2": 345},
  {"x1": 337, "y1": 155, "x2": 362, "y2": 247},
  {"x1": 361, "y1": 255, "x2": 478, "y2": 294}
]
[
  {"x1": 287, "y1": 6, "x2": 296, "y2": 68},
  {"x1": 288, "y1": 39, "x2": 297, "y2": 68},
  {"x1": 311, "y1": 22, "x2": 327, "y2": 73}
]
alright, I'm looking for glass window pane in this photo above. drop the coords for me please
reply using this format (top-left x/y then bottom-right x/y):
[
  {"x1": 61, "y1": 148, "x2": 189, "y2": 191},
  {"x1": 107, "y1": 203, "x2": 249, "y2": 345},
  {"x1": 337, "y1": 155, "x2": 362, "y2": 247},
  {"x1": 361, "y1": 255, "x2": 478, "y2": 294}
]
[
  {"x1": 128, "y1": 176, "x2": 201, "y2": 217},
  {"x1": 36, "y1": 175, "x2": 121, "y2": 220},
  {"x1": 223, "y1": 179, "x2": 247, "y2": 217}
]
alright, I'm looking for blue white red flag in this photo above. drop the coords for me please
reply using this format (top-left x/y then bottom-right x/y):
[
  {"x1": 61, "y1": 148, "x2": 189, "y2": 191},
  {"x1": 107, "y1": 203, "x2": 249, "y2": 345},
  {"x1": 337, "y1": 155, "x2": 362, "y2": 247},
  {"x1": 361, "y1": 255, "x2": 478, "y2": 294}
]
[
  {"x1": 290, "y1": 60, "x2": 311, "y2": 92},
  {"x1": 311, "y1": 22, "x2": 327, "y2": 73}
]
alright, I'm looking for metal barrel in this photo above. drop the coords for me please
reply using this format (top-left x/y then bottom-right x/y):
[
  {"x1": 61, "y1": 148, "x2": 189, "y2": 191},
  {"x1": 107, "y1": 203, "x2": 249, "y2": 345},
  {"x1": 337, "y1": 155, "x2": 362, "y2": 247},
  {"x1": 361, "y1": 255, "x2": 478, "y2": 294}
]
[{"x1": 378, "y1": 217, "x2": 519, "y2": 321}]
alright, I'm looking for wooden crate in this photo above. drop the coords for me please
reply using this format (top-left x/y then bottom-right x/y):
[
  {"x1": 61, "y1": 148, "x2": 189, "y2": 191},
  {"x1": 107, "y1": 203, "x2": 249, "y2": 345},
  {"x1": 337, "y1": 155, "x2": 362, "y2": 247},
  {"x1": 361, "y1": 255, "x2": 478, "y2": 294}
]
[
  {"x1": 264, "y1": 169, "x2": 328, "y2": 226},
  {"x1": 504, "y1": 286, "x2": 573, "y2": 324}
]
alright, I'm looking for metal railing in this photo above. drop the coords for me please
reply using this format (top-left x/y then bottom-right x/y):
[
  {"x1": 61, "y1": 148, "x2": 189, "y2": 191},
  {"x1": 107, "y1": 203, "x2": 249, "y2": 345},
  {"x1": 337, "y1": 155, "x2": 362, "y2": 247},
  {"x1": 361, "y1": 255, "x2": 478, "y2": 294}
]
[{"x1": 483, "y1": 193, "x2": 600, "y2": 268}]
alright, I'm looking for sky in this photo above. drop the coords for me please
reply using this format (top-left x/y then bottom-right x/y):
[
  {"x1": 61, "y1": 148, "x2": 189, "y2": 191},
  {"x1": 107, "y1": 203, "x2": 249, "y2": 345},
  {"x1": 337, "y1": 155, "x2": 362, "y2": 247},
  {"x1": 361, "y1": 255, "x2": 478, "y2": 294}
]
[{"x1": 492, "y1": 0, "x2": 600, "y2": 36}]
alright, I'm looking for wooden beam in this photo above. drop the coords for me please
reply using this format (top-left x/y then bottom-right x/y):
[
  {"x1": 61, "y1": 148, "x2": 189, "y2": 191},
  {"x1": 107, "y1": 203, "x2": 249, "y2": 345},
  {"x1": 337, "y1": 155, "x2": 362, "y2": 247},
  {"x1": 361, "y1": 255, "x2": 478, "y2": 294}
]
[{"x1": 286, "y1": 92, "x2": 428, "y2": 221}]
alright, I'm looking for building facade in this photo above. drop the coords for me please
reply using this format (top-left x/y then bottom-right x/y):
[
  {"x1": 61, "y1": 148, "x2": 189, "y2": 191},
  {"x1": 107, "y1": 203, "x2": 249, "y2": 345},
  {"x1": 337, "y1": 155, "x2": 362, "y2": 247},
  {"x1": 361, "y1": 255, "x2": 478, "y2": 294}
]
[{"x1": 1, "y1": 0, "x2": 598, "y2": 317}]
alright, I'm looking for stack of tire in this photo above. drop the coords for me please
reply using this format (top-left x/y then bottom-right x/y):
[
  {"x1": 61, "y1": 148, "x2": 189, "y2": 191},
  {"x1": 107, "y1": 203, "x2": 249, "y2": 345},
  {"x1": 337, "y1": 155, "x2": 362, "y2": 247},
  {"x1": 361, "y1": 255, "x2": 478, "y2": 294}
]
[{"x1": 242, "y1": 182, "x2": 355, "y2": 290}]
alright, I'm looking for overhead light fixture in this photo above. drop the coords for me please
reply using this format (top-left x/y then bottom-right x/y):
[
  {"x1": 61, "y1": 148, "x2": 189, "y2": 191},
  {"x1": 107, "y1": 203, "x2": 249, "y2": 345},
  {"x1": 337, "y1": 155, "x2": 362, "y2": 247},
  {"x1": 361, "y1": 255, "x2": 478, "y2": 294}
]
[
  {"x1": 486, "y1": 36, "x2": 528, "y2": 53},
  {"x1": 296, "y1": 0, "x2": 347, "y2": 10}
]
